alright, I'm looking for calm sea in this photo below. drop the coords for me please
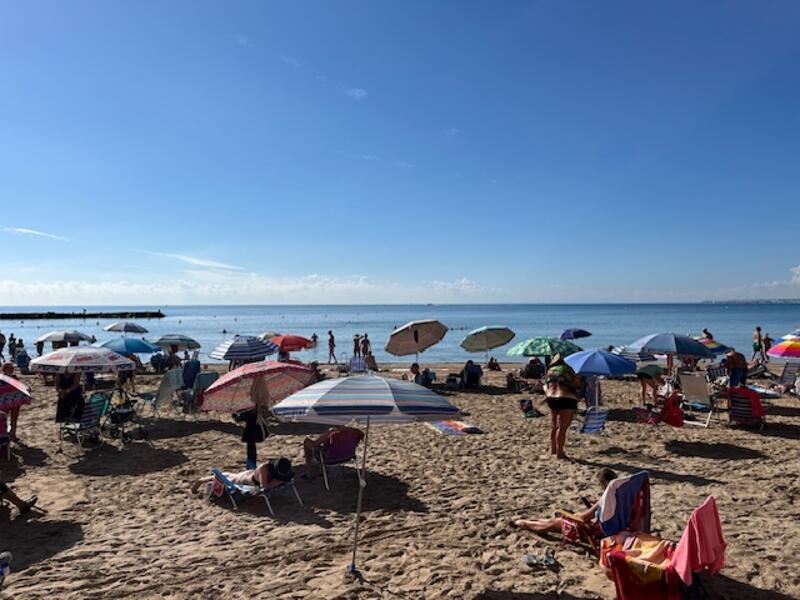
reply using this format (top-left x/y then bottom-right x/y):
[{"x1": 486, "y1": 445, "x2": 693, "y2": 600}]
[{"x1": 0, "y1": 304, "x2": 797, "y2": 363}]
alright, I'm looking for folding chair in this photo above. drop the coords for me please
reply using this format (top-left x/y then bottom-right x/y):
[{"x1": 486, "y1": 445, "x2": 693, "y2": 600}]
[
  {"x1": 705, "y1": 365, "x2": 729, "y2": 390},
  {"x1": 768, "y1": 362, "x2": 799, "y2": 390},
  {"x1": 210, "y1": 468, "x2": 303, "y2": 516},
  {"x1": 578, "y1": 406, "x2": 609, "y2": 434},
  {"x1": 726, "y1": 387, "x2": 765, "y2": 430},
  {"x1": 679, "y1": 373, "x2": 718, "y2": 428},
  {"x1": 60, "y1": 392, "x2": 110, "y2": 451},
  {"x1": 349, "y1": 356, "x2": 367, "y2": 374}
]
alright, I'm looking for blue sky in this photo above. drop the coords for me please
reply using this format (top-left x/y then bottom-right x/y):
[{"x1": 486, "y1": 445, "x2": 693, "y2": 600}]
[{"x1": 1, "y1": 1, "x2": 799, "y2": 305}]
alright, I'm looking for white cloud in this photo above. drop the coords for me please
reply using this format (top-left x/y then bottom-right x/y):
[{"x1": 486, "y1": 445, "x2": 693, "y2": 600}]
[
  {"x1": 279, "y1": 54, "x2": 300, "y2": 68},
  {"x1": 792, "y1": 265, "x2": 800, "y2": 285},
  {"x1": 444, "y1": 127, "x2": 461, "y2": 140},
  {"x1": 392, "y1": 160, "x2": 414, "y2": 168},
  {"x1": 137, "y1": 250, "x2": 243, "y2": 271},
  {"x1": 431, "y1": 278, "x2": 479, "y2": 293},
  {"x1": 2, "y1": 227, "x2": 70, "y2": 242},
  {"x1": 343, "y1": 88, "x2": 367, "y2": 100},
  {"x1": 349, "y1": 153, "x2": 379, "y2": 161},
  {"x1": 233, "y1": 33, "x2": 254, "y2": 48}
]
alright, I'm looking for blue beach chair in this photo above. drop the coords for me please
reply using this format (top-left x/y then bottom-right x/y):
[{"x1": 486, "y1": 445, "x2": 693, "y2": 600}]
[
  {"x1": 210, "y1": 468, "x2": 303, "y2": 516},
  {"x1": 60, "y1": 392, "x2": 109, "y2": 451},
  {"x1": 578, "y1": 406, "x2": 609, "y2": 434}
]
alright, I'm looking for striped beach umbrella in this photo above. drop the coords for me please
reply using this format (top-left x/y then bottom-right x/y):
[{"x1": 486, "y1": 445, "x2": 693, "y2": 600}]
[
  {"x1": 385, "y1": 320, "x2": 448, "y2": 360},
  {"x1": 507, "y1": 337, "x2": 581, "y2": 358},
  {"x1": 613, "y1": 346, "x2": 657, "y2": 363},
  {"x1": 35, "y1": 330, "x2": 93, "y2": 344},
  {"x1": 460, "y1": 326, "x2": 515, "y2": 361},
  {"x1": 210, "y1": 335, "x2": 278, "y2": 362},
  {"x1": 272, "y1": 375, "x2": 461, "y2": 575},
  {"x1": 781, "y1": 329, "x2": 800, "y2": 341},
  {"x1": 768, "y1": 339, "x2": 800, "y2": 359},
  {"x1": 104, "y1": 321, "x2": 148, "y2": 334},
  {"x1": 0, "y1": 374, "x2": 33, "y2": 409},
  {"x1": 201, "y1": 361, "x2": 315, "y2": 413},
  {"x1": 693, "y1": 336, "x2": 728, "y2": 355},
  {"x1": 30, "y1": 347, "x2": 135, "y2": 373}
]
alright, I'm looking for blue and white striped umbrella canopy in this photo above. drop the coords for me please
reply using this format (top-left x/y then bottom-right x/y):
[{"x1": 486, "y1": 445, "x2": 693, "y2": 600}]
[
  {"x1": 272, "y1": 375, "x2": 461, "y2": 425},
  {"x1": 626, "y1": 332, "x2": 713, "y2": 359},
  {"x1": 612, "y1": 346, "x2": 657, "y2": 363},
  {"x1": 210, "y1": 335, "x2": 279, "y2": 361}
]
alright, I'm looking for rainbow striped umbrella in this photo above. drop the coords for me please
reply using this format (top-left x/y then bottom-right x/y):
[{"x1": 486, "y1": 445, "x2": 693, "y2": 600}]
[
  {"x1": 782, "y1": 329, "x2": 800, "y2": 341},
  {"x1": 272, "y1": 375, "x2": 460, "y2": 576},
  {"x1": 693, "y1": 336, "x2": 728, "y2": 355},
  {"x1": 767, "y1": 339, "x2": 800, "y2": 359}
]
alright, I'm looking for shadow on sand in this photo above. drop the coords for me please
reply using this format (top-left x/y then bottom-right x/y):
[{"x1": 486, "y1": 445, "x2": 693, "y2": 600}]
[
  {"x1": 144, "y1": 417, "x2": 241, "y2": 441},
  {"x1": 664, "y1": 440, "x2": 768, "y2": 460},
  {"x1": 0, "y1": 518, "x2": 84, "y2": 571},
  {"x1": 69, "y1": 442, "x2": 188, "y2": 476},
  {"x1": 575, "y1": 458, "x2": 724, "y2": 487}
]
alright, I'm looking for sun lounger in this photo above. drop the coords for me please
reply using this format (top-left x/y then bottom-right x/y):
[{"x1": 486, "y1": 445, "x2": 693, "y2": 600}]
[
  {"x1": 578, "y1": 406, "x2": 609, "y2": 434},
  {"x1": 0, "y1": 412, "x2": 10, "y2": 460},
  {"x1": 726, "y1": 386, "x2": 765, "y2": 430},
  {"x1": 679, "y1": 373, "x2": 718, "y2": 428},
  {"x1": 601, "y1": 496, "x2": 725, "y2": 600},
  {"x1": 747, "y1": 384, "x2": 781, "y2": 400},
  {"x1": 210, "y1": 468, "x2": 303, "y2": 516},
  {"x1": 768, "y1": 361, "x2": 799, "y2": 390},
  {"x1": 60, "y1": 392, "x2": 109, "y2": 451}
]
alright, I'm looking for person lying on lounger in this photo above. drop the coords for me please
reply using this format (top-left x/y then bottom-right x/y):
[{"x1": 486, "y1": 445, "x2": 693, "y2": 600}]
[
  {"x1": 512, "y1": 467, "x2": 617, "y2": 534},
  {"x1": 190, "y1": 458, "x2": 294, "y2": 494}
]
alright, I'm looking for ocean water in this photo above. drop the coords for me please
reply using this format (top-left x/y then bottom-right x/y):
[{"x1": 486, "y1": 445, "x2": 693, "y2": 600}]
[{"x1": 0, "y1": 304, "x2": 797, "y2": 364}]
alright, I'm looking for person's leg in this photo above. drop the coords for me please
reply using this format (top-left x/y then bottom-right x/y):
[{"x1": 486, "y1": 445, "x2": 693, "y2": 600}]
[
  {"x1": 9, "y1": 407, "x2": 20, "y2": 440},
  {"x1": 0, "y1": 484, "x2": 36, "y2": 512},
  {"x1": 303, "y1": 437, "x2": 316, "y2": 464},
  {"x1": 246, "y1": 440, "x2": 257, "y2": 470},
  {"x1": 639, "y1": 380, "x2": 647, "y2": 405},
  {"x1": 549, "y1": 408, "x2": 558, "y2": 455},
  {"x1": 556, "y1": 410, "x2": 574, "y2": 459},
  {"x1": 514, "y1": 516, "x2": 563, "y2": 533},
  {"x1": 190, "y1": 476, "x2": 213, "y2": 494}
]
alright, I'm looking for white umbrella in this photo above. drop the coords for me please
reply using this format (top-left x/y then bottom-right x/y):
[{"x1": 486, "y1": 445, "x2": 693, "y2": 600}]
[
  {"x1": 35, "y1": 330, "x2": 93, "y2": 344},
  {"x1": 104, "y1": 321, "x2": 148, "y2": 334},
  {"x1": 460, "y1": 326, "x2": 515, "y2": 362},
  {"x1": 30, "y1": 347, "x2": 135, "y2": 373},
  {"x1": 384, "y1": 320, "x2": 448, "y2": 362},
  {"x1": 272, "y1": 375, "x2": 461, "y2": 576}
]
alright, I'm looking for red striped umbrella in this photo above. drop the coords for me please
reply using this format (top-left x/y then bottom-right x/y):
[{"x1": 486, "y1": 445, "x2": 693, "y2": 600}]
[
  {"x1": 0, "y1": 374, "x2": 33, "y2": 409},
  {"x1": 271, "y1": 335, "x2": 313, "y2": 352}
]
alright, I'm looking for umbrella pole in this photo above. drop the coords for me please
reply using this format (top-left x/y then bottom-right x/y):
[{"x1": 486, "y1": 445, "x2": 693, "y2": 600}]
[
  {"x1": 349, "y1": 415, "x2": 370, "y2": 576},
  {"x1": 595, "y1": 377, "x2": 600, "y2": 409}
]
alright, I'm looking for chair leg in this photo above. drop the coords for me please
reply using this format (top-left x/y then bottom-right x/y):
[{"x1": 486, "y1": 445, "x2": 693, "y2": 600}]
[
  {"x1": 292, "y1": 483, "x2": 304, "y2": 507},
  {"x1": 321, "y1": 463, "x2": 331, "y2": 491},
  {"x1": 263, "y1": 495, "x2": 274, "y2": 516}
]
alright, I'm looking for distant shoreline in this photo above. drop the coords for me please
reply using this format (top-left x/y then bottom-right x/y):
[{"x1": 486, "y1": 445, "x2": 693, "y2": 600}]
[{"x1": 0, "y1": 310, "x2": 165, "y2": 321}]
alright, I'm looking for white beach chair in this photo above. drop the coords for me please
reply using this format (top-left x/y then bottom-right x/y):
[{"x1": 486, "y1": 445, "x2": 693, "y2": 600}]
[{"x1": 679, "y1": 373, "x2": 718, "y2": 428}]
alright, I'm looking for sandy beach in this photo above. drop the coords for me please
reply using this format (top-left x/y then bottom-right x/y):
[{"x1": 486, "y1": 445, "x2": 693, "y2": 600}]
[{"x1": 1, "y1": 363, "x2": 798, "y2": 599}]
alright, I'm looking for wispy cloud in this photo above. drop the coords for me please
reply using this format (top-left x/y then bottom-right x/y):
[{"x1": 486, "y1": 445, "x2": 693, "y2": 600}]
[
  {"x1": 349, "y1": 153, "x2": 379, "y2": 161},
  {"x1": 137, "y1": 250, "x2": 243, "y2": 271},
  {"x1": 343, "y1": 88, "x2": 367, "y2": 100},
  {"x1": 392, "y1": 160, "x2": 414, "y2": 168},
  {"x1": 444, "y1": 127, "x2": 461, "y2": 140},
  {"x1": 278, "y1": 54, "x2": 301, "y2": 68},
  {"x1": 2, "y1": 227, "x2": 70, "y2": 242},
  {"x1": 233, "y1": 33, "x2": 254, "y2": 48}
]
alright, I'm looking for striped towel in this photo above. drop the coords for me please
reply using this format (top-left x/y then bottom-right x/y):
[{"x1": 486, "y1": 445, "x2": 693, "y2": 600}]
[{"x1": 426, "y1": 420, "x2": 484, "y2": 436}]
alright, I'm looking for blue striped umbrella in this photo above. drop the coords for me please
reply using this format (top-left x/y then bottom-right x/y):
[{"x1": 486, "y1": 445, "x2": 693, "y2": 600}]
[
  {"x1": 272, "y1": 375, "x2": 461, "y2": 575},
  {"x1": 209, "y1": 335, "x2": 278, "y2": 361}
]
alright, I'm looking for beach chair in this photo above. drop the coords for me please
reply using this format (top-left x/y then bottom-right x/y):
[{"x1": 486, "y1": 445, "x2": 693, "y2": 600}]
[
  {"x1": 679, "y1": 373, "x2": 718, "y2": 428},
  {"x1": 705, "y1": 365, "x2": 729, "y2": 389},
  {"x1": 601, "y1": 496, "x2": 725, "y2": 600},
  {"x1": 0, "y1": 412, "x2": 10, "y2": 460},
  {"x1": 60, "y1": 392, "x2": 109, "y2": 451},
  {"x1": 182, "y1": 359, "x2": 201, "y2": 389},
  {"x1": 14, "y1": 351, "x2": 30, "y2": 375},
  {"x1": 133, "y1": 367, "x2": 183, "y2": 416},
  {"x1": 349, "y1": 356, "x2": 367, "y2": 374},
  {"x1": 310, "y1": 428, "x2": 364, "y2": 491},
  {"x1": 726, "y1": 387, "x2": 765, "y2": 430},
  {"x1": 577, "y1": 406, "x2": 609, "y2": 434},
  {"x1": 768, "y1": 361, "x2": 799, "y2": 390},
  {"x1": 179, "y1": 371, "x2": 219, "y2": 415},
  {"x1": 209, "y1": 468, "x2": 303, "y2": 516}
]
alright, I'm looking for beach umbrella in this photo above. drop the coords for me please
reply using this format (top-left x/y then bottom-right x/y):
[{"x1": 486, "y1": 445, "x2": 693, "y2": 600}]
[
  {"x1": 626, "y1": 333, "x2": 713, "y2": 359},
  {"x1": 30, "y1": 347, "x2": 135, "y2": 373},
  {"x1": 385, "y1": 320, "x2": 448, "y2": 361},
  {"x1": 152, "y1": 334, "x2": 201, "y2": 351},
  {"x1": 210, "y1": 335, "x2": 279, "y2": 362},
  {"x1": 104, "y1": 321, "x2": 148, "y2": 334},
  {"x1": 93, "y1": 337, "x2": 161, "y2": 355},
  {"x1": 565, "y1": 349, "x2": 637, "y2": 377},
  {"x1": 259, "y1": 331, "x2": 282, "y2": 341},
  {"x1": 692, "y1": 336, "x2": 728, "y2": 355},
  {"x1": 272, "y1": 375, "x2": 461, "y2": 575},
  {"x1": 460, "y1": 326, "x2": 515, "y2": 361},
  {"x1": 767, "y1": 339, "x2": 800, "y2": 359},
  {"x1": 612, "y1": 346, "x2": 657, "y2": 362},
  {"x1": 0, "y1": 374, "x2": 33, "y2": 406},
  {"x1": 35, "y1": 330, "x2": 93, "y2": 344},
  {"x1": 560, "y1": 328, "x2": 592, "y2": 341},
  {"x1": 637, "y1": 364, "x2": 664, "y2": 379},
  {"x1": 781, "y1": 329, "x2": 800, "y2": 341},
  {"x1": 270, "y1": 335, "x2": 313, "y2": 353},
  {"x1": 507, "y1": 337, "x2": 581, "y2": 358},
  {"x1": 201, "y1": 361, "x2": 315, "y2": 413}
]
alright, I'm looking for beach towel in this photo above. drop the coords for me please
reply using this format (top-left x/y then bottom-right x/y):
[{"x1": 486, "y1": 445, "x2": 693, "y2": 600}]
[
  {"x1": 671, "y1": 496, "x2": 726, "y2": 586},
  {"x1": 597, "y1": 471, "x2": 651, "y2": 536},
  {"x1": 426, "y1": 420, "x2": 484, "y2": 436}
]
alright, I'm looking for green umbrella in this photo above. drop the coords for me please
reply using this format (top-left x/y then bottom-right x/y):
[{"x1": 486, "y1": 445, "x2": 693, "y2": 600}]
[{"x1": 506, "y1": 337, "x2": 582, "y2": 358}]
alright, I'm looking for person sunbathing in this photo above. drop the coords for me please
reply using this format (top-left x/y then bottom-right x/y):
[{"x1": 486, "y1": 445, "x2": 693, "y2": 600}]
[
  {"x1": 513, "y1": 467, "x2": 617, "y2": 534},
  {"x1": 190, "y1": 458, "x2": 294, "y2": 494}
]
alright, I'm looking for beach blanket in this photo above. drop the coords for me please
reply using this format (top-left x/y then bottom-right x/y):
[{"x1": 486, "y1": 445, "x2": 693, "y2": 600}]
[{"x1": 426, "y1": 420, "x2": 484, "y2": 436}]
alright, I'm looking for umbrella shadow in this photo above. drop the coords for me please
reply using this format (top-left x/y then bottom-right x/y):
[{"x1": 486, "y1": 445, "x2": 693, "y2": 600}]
[
  {"x1": 703, "y1": 572, "x2": 796, "y2": 599},
  {"x1": 209, "y1": 493, "x2": 335, "y2": 527},
  {"x1": 69, "y1": 442, "x2": 188, "y2": 476},
  {"x1": 664, "y1": 440, "x2": 767, "y2": 460},
  {"x1": 764, "y1": 405, "x2": 800, "y2": 418},
  {"x1": 0, "y1": 518, "x2": 84, "y2": 571},
  {"x1": 300, "y1": 467, "x2": 429, "y2": 515},
  {"x1": 474, "y1": 591, "x2": 596, "y2": 600},
  {"x1": 144, "y1": 417, "x2": 241, "y2": 441},
  {"x1": 0, "y1": 444, "x2": 49, "y2": 483},
  {"x1": 757, "y1": 423, "x2": 800, "y2": 440},
  {"x1": 267, "y1": 421, "x2": 331, "y2": 436},
  {"x1": 574, "y1": 458, "x2": 724, "y2": 487}
]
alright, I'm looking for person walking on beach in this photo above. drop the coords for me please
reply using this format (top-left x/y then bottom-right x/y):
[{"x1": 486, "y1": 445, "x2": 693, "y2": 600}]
[
  {"x1": 352, "y1": 334, "x2": 362, "y2": 358},
  {"x1": 752, "y1": 326, "x2": 764, "y2": 363},
  {"x1": 327, "y1": 331, "x2": 337, "y2": 364},
  {"x1": 763, "y1": 332, "x2": 774, "y2": 362},
  {"x1": 544, "y1": 354, "x2": 578, "y2": 460},
  {"x1": 7, "y1": 335, "x2": 16, "y2": 363},
  {"x1": 360, "y1": 333, "x2": 371, "y2": 356},
  {"x1": 0, "y1": 331, "x2": 5, "y2": 362}
]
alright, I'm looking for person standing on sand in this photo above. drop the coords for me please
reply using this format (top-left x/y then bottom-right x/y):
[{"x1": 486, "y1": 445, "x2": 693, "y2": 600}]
[
  {"x1": 327, "y1": 331, "x2": 337, "y2": 364},
  {"x1": 763, "y1": 332, "x2": 774, "y2": 362},
  {"x1": 360, "y1": 333, "x2": 371, "y2": 356},
  {"x1": 353, "y1": 334, "x2": 361, "y2": 358},
  {"x1": 544, "y1": 353, "x2": 578, "y2": 460},
  {"x1": 0, "y1": 331, "x2": 5, "y2": 362},
  {"x1": 752, "y1": 326, "x2": 764, "y2": 363},
  {"x1": 7, "y1": 335, "x2": 15, "y2": 362}
]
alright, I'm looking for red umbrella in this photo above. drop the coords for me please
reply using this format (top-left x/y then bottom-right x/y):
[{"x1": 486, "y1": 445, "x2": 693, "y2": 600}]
[
  {"x1": 201, "y1": 361, "x2": 316, "y2": 413},
  {"x1": 271, "y1": 335, "x2": 313, "y2": 352}
]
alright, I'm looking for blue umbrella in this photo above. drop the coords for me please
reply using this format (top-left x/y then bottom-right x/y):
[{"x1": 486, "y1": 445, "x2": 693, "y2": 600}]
[
  {"x1": 613, "y1": 346, "x2": 657, "y2": 363},
  {"x1": 560, "y1": 328, "x2": 592, "y2": 340},
  {"x1": 565, "y1": 349, "x2": 637, "y2": 376},
  {"x1": 93, "y1": 337, "x2": 161, "y2": 354},
  {"x1": 626, "y1": 333, "x2": 713, "y2": 359}
]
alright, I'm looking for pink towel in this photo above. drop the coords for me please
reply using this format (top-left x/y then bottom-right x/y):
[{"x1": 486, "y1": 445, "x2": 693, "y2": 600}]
[{"x1": 671, "y1": 496, "x2": 726, "y2": 585}]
